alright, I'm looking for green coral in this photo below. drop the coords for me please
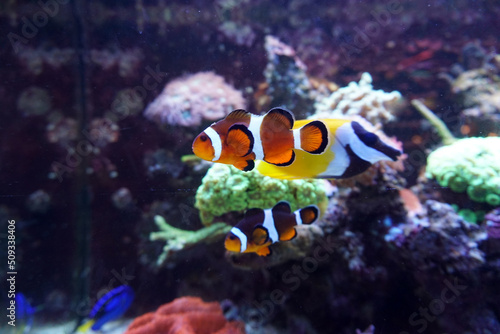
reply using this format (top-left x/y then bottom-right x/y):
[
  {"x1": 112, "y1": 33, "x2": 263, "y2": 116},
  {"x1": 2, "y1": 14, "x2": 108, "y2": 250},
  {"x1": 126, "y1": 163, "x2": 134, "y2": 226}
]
[
  {"x1": 426, "y1": 137, "x2": 500, "y2": 206},
  {"x1": 195, "y1": 164, "x2": 328, "y2": 225},
  {"x1": 150, "y1": 215, "x2": 231, "y2": 265}
]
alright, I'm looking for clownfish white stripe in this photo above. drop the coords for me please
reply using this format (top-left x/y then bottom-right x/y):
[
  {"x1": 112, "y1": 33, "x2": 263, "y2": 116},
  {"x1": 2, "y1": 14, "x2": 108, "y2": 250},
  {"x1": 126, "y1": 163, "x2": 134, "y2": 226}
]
[
  {"x1": 205, "y1": 127, "x2": 222, "y2": 162},
  {"x1": 294, "y1": 210, "x2": 303, "y2": 225},
  {"x1": 230, "y1": 227, "x2": 248, "y2": 252},
  {"x1": 263, "y1": 209, "x2": 279, "y2": 243},
  {"x1": 293, "y1": 128, "x2": 301, "y2": 150},
  {"x1": 248, "y1": 115, "x2": 264, "y2": 160}
]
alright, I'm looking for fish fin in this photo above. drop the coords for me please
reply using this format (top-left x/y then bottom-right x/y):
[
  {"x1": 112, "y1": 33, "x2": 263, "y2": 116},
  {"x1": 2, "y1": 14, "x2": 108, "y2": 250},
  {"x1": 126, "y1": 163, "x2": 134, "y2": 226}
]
[
  {"x1": 245, "y1": 208, "x2": 264, "y2": 219},
  {"x1": 77, "y1": 319, "x2": 95, "y2": 333},
  {"x1": 225, "y1": 109, "x2": 251, "y2": 122},
  {"x1": 299, "y1": 121, "x2": 328, "y2": 154},
  {"x1": 256, "y1": 246, "x2": 272, "y2": 256},
  {"x1": 234, "y1": 159, "x2": 255, "y2": 172},
  {"x1": 252, "y1": 226, "x2": 270, "y2": 246},
  {"x1": 264, "y1": 107, "x2": 295, "y2": 129},
  {"x1": 265, "y1": 150, "x2": 295, "y2": 166},
  {"x1": 272, "y1": 201, "x2": 292, "y2": 214},
  {"x1": 299, "y1": 205, "x2": 320, "y2": 225},
  {"x1": 351, "y1": 121, "x2": 401, "y2": 161},
  {"x1": 227, "y1": 124, "x2": 254, "y2": 157},
  {"x1": 279, "y1": 227, "x2": 297, "y2": 241}
]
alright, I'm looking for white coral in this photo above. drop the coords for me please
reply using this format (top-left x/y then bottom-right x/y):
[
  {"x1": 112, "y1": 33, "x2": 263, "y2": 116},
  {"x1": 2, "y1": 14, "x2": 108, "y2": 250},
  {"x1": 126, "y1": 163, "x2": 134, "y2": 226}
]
[{"x1": 314, "y1": 73, "x2": 402, "y2": 125}]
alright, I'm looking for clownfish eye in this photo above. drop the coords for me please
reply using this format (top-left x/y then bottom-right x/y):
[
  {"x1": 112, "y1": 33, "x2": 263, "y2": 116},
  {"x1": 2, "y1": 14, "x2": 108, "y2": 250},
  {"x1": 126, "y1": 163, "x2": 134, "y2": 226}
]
[
  {"x1": 200, "y1": 135, "x2": 208, "y2": 142},
  {"x1": 229, "y1": 235, "x2": 236, "y2": 240}
]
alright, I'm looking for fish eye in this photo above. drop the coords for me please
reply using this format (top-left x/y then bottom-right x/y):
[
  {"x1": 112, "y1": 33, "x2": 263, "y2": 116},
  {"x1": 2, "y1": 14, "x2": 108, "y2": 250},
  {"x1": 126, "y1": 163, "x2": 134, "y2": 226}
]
[
  {"x1": 200, "y1": 135, "x2": 208, "y2": 142},
  {"x1": 229, "y1": 235, "x2": 236, "y2": 240}
]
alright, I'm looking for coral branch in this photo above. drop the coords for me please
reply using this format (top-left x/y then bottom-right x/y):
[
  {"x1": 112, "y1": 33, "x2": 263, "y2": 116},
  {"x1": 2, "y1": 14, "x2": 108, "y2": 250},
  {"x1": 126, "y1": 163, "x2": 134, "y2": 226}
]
[
  {"x1": 150, "y1": 215, "x2": 231, "y2": 265},
  {"x1": 411, "y1": 99, "x2": 457, "y2": 145}
]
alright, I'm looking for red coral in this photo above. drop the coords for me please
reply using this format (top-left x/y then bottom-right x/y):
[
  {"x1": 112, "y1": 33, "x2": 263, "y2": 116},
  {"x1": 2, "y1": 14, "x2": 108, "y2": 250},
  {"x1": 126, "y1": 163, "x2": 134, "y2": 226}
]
[{"x1": 125, "y1": 297, "x2": 245, "y2": 334}]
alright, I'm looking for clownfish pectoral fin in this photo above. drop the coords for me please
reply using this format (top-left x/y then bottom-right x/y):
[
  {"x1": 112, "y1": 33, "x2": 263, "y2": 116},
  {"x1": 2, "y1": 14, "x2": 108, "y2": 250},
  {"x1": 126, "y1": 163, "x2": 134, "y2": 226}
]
[
  {"x1": 298, "y1": 205, "x2": 320, "y2": 225},
  {"x1": 234, "y1": 159, "x2": 255, "y2": 172},
  {"x1": 299, "y1": 121, "x2": 328, "y2": 154},
  {"x1": 252, "y1": 226, "x2": 270, "y2": 246},
  {"x1": 256, "y1": 246, "x2": 272, "y2": 256},
  {"x1": 227, "y1": 124, "x2": 254, "y2": 157},
  {"x1": 272, "y1": 201, "x2": 292, "y2": 214},
  {"x1": 265, "y1": 150, "x2": 295, "y2": 166},
  {"x1": 264, "y1": 107, "x2": 295, "y2": 129}
]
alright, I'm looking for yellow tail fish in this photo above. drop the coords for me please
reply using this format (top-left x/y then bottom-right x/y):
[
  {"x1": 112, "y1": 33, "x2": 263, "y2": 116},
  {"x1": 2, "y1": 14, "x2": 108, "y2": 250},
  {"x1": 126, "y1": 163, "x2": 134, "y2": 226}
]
[{"x1": 256, "y1": 119, "x2": 401, "y2": 179}]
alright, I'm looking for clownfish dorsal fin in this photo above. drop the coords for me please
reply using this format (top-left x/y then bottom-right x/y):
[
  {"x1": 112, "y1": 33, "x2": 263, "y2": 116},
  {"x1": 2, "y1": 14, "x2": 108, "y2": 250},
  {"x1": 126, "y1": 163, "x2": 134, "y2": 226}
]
[
  {"x1": 272, "y1": 201, "x2": 292, "y2": 214},
  {"x1": 252, "y1": 226, "x2": 270, "y2": 246},
  {"x1": 279, "y1": 227, "x2": 297, "y2": 241},
  {"x1": 264, "y1": 107, "x2": 295, "y2": 129},
  {"x1": 299, "y1": 120, "x2": 329, "y2": 154},
  {"x1": 298, "y1": 205, "x2": 320, "y2": 225},
  {"x1": 264, "y1": 150, "x2": 295, "y2": 167},
  {"x1": 233, "y1": 159, "x2": 255, "y2": 172},
  {"x1": 225, "y1": 109, "x2": 252, "y2": 122},
  {"x1": 227, "y1": 124, "x2": 254, "y2": 157},
  {"x1": 256, "y1": 246, "x2": 272, "y2": 256},
  {"x1": 245, "y1": 208, "x2": 263, "y2": 219}
]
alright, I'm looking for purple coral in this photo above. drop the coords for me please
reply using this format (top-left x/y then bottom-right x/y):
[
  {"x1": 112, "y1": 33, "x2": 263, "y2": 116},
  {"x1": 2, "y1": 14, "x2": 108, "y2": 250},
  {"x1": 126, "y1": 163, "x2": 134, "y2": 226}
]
[
  {"x1": 485, "y1": 208, "x2": 500, "y2": 239},
  {"x1": 143, "y1": 72, "x2": 245, "y2": 127}
]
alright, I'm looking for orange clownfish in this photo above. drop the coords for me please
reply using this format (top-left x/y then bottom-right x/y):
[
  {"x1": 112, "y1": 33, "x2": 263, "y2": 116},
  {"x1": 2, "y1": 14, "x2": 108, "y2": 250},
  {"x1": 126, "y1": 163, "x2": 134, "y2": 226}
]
[
  {"x1": 256, "y1": 118, "x2": 402, "y2": 179},
  {"x1": 192, "y1": 107, "x2": 328, "y2": 171},
  {"x1": 224, "y1": 201, "x2": 319, "y2": 256}
]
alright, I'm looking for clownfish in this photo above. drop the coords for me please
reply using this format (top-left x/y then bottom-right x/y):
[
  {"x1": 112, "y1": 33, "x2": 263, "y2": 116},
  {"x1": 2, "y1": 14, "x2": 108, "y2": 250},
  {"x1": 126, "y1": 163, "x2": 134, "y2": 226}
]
[
  {"x1": 256, "y1": 119, "x2": 401, "y2": 179},
  {"x1": 192, "y1": 107, "x2": 329, "y2": 171},
  {"x1": 193, "y1": 108, "x2": 401, "y2": 179},
  {"x1": 225, "y1": 201, "x2": 319, "y2": 256}
]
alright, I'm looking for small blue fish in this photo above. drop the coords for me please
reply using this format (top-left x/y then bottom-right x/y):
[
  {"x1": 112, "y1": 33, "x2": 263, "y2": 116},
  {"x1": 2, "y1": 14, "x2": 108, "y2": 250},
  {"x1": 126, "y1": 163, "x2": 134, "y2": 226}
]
[
  {"x1": 77, "y1": 285, "x2": 134, "y2": 332},
  {"x1": 15, "y1": 293, "x2": 35, "y2": 334}
]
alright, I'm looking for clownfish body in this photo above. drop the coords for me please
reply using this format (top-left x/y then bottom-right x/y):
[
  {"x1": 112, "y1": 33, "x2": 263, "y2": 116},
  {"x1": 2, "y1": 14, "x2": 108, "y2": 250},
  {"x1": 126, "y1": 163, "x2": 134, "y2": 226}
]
[
  {"x1": 256, "y1": 119, "x2": 402, "y2": 179},
  {"x1": 192, "y1": 107, "x2": 328, "y2": 171},
  {"x1": 193, "y1": 108, "x2": 401, "y2": 179},
  {"x1": 225, "y1": 201, "x2": 319, "y2": 256}
]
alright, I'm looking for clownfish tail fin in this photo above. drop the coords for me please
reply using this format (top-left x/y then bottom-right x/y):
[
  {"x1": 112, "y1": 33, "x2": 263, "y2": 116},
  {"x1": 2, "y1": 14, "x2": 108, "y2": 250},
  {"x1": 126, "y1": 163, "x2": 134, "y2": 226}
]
[
  {"x1": 298, "y1": 121, "x2": 328, "y2": 154},
  {"x1": 296, "y1": 205, "x2": 319, "y2": 225}
]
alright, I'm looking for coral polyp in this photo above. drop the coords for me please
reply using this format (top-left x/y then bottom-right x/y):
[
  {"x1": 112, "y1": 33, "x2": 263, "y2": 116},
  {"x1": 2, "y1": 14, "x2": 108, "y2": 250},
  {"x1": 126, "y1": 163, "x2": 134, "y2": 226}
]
[{"x1": 426, "y1": 137, "x2": 500, "y2": 206}]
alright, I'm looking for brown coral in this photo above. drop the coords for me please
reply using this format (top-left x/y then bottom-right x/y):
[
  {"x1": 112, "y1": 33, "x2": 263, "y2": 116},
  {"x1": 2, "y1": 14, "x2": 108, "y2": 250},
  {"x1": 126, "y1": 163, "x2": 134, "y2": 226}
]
[{"x1": 124, "y1": 296, "x2": 245, "y2": 334}]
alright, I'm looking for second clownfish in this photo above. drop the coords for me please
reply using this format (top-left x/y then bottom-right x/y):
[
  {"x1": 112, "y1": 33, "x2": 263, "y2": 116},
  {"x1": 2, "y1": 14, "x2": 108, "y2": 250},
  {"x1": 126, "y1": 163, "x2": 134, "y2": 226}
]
[
  {"x1": 224, "y1": 201, "x2": 319, "y2": 256},
  {"x1": 192, "y1": 107, "x2": 328, "y2": 171}
]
